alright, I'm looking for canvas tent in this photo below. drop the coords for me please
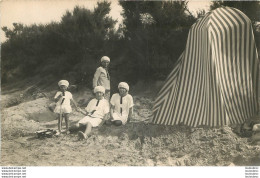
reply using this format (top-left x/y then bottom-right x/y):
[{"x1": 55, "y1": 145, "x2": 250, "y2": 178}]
[{"x1": 152, "y1": 7, "x2": 259, "y2": 127}]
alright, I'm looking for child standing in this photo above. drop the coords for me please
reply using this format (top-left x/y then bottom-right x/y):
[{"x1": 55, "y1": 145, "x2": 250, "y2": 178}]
[
  {"x1": 54, "y1": 80, "x2": 78, "y2": 135},
  {"x1": 109, "y1": 82, "x2": 134, "y2": 126},
  {"x1": 77, "y1": 86, "x2": 110, "y2": 140},
  {"x1": 93, "y1": 56, "x2": 111, "y2": 100}
]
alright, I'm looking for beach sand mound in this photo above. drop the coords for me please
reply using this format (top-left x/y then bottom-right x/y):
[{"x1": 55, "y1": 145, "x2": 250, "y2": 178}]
[{"x1": 1, "y1": 88, "x2": 259, "y2": 166}]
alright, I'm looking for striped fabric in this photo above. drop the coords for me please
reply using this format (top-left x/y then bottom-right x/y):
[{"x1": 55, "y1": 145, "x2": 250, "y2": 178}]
[{"x1": 152, "y1": 7, "x2": 259, "y2": 127}]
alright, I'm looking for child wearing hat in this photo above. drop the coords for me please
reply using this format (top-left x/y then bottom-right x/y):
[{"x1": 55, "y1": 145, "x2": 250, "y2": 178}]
[
  {"x1": 77, "y1": 86, "x2": 110, "y2": 140},
  {"x1": 54, "y1": 80, "x2": 79, "y2": 135},
  {"x1": 93, "y1": 56, "x2": 111, "y2": 100},
  {"x1": 109, "y1": 82, "x2": 134, "y2": 126}
]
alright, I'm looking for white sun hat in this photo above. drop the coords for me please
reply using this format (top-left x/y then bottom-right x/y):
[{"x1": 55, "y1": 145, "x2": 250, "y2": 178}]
[
  {"x1": 94, "y1": 86, "x2": 105, "y2": 94},
  {"x1": 101, "y1": 56, "x2": 110, "y2": 62},
  {"x1": 118, "y1": 82, "x2": 129, "y2": 91},
  {"x1": 58, "y1": 80, "x2": 69, "y2": 87}
]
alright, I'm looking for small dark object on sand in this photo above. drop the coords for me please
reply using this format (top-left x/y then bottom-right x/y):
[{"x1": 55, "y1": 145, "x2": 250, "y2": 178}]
[{"x1": 36, "y1": 129, "x2": 56, "y2": 138}]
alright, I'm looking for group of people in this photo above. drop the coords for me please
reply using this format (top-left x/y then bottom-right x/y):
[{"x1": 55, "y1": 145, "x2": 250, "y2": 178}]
[{"x1": 53, "y1": 56, "x2": 134, "y2": 140}]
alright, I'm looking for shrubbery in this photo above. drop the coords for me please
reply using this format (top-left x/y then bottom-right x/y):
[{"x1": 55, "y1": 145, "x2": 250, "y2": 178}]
[{"x1": 1, "y1": 1, "x2": 259, "y2": 88}]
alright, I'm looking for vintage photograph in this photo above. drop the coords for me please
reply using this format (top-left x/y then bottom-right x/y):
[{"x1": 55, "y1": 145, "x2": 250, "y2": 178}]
[{"x1": 1, "y1": 0, "x2": 260, "y2": 167}]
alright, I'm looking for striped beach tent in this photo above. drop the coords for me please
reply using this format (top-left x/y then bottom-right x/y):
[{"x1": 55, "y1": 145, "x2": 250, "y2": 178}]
[{"x1": 152, "y1": 7, "x2": 259, "y2": 127}]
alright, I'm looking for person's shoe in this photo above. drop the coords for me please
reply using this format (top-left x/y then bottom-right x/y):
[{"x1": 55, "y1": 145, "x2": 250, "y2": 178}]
[
  {"x1": 55, "y1": 131, "x2": 61, "y2": 136},
  {"x1": 78, "y1": 131, "x2": 86, "y2": 140},
  {"x1": 66, "y1": 130, "x2": 70, "y2": 135}
]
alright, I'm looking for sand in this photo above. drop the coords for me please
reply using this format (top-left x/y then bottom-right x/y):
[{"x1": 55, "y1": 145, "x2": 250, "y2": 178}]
[{"x1": 1, "y1": 87, "x2": 260, "y2": 166}]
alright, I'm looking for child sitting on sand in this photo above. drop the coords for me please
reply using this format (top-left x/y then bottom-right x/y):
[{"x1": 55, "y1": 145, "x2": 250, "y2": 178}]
[
  {"x1": 77, "y1": 86, "x2": 110, "y2": 140},
  {"x1": 54, "y1": 80, "x2": 79, "y2": 135},
  {"x1": 109, "y1": 82, "x2": 134, "y2": 126}
]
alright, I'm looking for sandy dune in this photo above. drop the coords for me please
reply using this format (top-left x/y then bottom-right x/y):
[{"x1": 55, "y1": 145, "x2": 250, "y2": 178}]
[{"x1": 1, "y1": 87, "x2": 259, "y2": 166}]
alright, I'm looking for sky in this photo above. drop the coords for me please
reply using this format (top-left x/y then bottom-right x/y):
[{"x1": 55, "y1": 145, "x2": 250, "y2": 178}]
[{"x1": 0, "y1": 0, "x2": 211, "y2": 42}]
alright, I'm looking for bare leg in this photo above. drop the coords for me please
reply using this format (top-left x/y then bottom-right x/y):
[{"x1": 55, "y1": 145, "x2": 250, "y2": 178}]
[
  {"x1": 58, "y1": 115, "x2": 63, "y2": 134},
  {"x1": 64, "y1": 113, "x2": 70, "y2": 134},
  {"x1": 84, "y1": 122, "x2": 92, "y2": 136},
  {"x1": 78, "y1": 122, "x2": 92, "y2": 140}
]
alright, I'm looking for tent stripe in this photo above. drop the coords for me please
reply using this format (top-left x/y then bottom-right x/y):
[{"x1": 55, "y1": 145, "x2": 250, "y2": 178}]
[
  {"x1": 151, "y1": 7, "x2": 259, "y2": 127},
  {"x1": 217, "y1": 9, "x2": 244, "y2": 123},
  {"x1": 225, "y1": 8, "x2": 249, "y2": 121},
  {"x1": 210, "y1": 18, "x2": 233, "y2": 125},
  {"x1": 229, "y1": 8, "x2": 252, "y2": 123},
  {"x1": 187, "y1": 17, "x2": 206, "y2": 126}
]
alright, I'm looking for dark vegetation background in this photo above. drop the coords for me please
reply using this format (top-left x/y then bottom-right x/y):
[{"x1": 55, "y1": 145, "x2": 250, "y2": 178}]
[{"x1": 1, "y1": 1, "x2": 260, "y2": 93}]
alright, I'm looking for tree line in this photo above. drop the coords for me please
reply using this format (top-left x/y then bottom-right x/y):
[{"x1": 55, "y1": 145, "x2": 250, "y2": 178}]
[{"x1": 1, "y1": 1, "x2": 260, "y2": 90}]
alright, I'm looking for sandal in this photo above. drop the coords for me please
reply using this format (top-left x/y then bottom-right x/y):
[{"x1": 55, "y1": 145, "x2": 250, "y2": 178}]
[{"x1": 55, "y1": 131, "x2": 61, "y2": 136}]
